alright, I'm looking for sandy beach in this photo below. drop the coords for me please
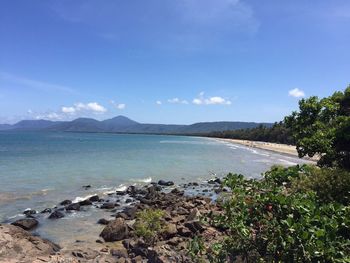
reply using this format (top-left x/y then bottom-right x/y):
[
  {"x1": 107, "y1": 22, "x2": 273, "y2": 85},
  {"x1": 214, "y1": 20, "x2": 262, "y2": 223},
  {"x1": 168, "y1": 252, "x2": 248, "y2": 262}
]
[{"x1": 217, "y1": 138, "x2": 318, "y2": 162}]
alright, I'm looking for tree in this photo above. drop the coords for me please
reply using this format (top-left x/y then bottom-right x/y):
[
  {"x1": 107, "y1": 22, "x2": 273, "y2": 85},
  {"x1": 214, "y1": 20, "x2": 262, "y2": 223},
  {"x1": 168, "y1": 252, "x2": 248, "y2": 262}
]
[{"x1": 285, "y1": 86, "x2": 350, "y2": 170}]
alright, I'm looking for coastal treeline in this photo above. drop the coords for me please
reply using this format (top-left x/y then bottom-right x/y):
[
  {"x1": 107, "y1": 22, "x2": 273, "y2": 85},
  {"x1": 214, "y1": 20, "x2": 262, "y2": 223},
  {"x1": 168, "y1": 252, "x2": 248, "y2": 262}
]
[
  {"x1": 189, "y1": 87, "x2": 350, "y2": 262},
  {"x1": 204, "y1": 122, "x2": 294, "y2": 145}
]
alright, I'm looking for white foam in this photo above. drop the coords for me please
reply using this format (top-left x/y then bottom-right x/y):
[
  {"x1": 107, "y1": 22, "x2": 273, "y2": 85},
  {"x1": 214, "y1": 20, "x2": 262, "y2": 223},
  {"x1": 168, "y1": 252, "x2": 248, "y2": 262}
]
[{"x1": 130, "y1": 177, "x2": 152, "y2": 183}]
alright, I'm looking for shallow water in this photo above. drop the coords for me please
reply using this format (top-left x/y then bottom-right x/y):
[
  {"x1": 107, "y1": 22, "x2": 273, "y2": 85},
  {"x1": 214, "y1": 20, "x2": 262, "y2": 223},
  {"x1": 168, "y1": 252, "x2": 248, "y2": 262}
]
[{"x1": 0, "y1": 132, "x2": 310, "y2": 245}]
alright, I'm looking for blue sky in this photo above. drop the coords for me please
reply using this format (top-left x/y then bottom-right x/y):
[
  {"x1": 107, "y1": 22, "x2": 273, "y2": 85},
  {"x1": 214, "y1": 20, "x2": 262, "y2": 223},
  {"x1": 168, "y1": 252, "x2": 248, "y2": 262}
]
[{"x1": 0, "y1": 0, "x2": 349, "y2": 124}]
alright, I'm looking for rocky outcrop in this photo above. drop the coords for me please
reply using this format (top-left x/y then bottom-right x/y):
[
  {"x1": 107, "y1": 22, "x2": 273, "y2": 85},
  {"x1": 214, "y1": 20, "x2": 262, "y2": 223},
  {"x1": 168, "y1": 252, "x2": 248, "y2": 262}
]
[{"x1": 0, "y1": 224, "x2": 60, "y2": 263}]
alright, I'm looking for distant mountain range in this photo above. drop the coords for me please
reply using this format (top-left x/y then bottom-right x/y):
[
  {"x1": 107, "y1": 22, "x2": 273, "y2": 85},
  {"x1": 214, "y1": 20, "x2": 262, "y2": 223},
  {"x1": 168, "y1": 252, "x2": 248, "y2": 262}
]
[{"x1": 0, "y1": 116, "x2": 272, "y2": 134}]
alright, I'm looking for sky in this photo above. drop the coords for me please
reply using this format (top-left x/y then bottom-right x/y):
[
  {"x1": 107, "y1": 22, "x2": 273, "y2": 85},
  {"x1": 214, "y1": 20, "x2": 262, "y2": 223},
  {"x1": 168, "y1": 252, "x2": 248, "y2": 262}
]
[{"x1": 0, "y1": 0, "x2": 349, "y2": 124}]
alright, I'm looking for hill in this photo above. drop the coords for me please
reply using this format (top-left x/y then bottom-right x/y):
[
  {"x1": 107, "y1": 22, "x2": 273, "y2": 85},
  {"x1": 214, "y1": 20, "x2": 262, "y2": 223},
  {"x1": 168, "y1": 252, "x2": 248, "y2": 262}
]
[{"x1": 0, "y1": 116, "x2": 272, "y2": 134}]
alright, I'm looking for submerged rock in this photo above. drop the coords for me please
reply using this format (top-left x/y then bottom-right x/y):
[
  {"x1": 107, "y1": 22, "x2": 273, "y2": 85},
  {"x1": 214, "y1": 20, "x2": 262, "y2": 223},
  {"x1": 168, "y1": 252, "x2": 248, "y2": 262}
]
[
  {"x1": 48, "y1": 210, "x2": 65, "y2": 219},
  {"x1": 66, "y1": 203, "x2": 80, "y2": 211},
  {"x1": 40, "y1": 208, "x2": 52, "y2": 214},
  {"x1": 100, "y1": 202, "x2": 116, "y2": 209},
  {"x1": 100, "y1": 218, "x2": 129, "y2": 242},
  {"x1": 23, "y1": 209, "x2": 37, "y2": 217},
  {"x1": 11, "y1": 218, "x2": 38, "y2": 231}
]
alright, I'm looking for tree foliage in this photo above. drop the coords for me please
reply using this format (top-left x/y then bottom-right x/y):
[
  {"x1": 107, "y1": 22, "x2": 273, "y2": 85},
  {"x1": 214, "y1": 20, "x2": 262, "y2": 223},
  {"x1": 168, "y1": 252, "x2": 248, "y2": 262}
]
[
  {"x1": 190, "y1": 166, "x2": 350, "y2": 262},
  {"x1": 285, "y1": 86, "x2": 350, "y2": 169},
  {"x1": 205, "y1": 122, "x2": 294, "y2": 145}
]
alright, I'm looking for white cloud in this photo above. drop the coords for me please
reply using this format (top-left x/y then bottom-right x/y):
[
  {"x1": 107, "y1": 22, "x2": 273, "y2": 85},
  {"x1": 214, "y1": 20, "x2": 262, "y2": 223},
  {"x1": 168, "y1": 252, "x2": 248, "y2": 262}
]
[
  {"x1": 61, "y1": 106, "x2": 76, "y2": 114},
  {"x1": 75, "y1": 102, "x2": 107, "y2": 113},
  {"x1": 289, "y1": 88, "x2": 305, "y2": 98},
  {"x1": 156, "y1": 100, "x2": 162, "y2": 105},
  {"x1": 192, "y1": 92, "x2": 232, "y2": 105},
  {"x1": 35, "y1": 112, "x2": 62, "y2": 121},
  {"x1": 168, "y1": 98, "x2": 189, "y2": 104},
  {"x1": 61, "y1": 102, "x2": 107, "y2": 114},
  {"x1": 116, "y1": 103, "x2": 126, "y2": 110},
  {"x1": 110, "y1": 100, "x2": 126, "y2": 110}
]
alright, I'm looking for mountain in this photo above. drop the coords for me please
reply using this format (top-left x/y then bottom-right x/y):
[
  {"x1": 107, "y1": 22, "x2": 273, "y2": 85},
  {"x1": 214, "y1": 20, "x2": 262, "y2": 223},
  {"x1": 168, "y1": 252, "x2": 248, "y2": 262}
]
[
  {"x1": 0, "y1": 116, "x2": 273, "y2": 134},
  {"x1": 12, "y1": 120, "x2": 57, "y2": 130},
  {"x1": 0, "y1": 124, "x2": 12, "y2": 131}
]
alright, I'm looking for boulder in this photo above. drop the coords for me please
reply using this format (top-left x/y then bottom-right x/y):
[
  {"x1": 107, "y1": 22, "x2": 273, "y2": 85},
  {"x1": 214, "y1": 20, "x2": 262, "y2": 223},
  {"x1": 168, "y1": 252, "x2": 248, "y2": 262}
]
[
  {"x1": 158, "y1": 180, "x2": 174, "y2": 186},
  {"x1": 89, "y1": 195, "x2": 100, "y2": 202},
  {"x1": 66, "y1": 203, "x2": 80, "y2": 211},
  {"x1": 60, "y1": 200, "x2": 72, "y2": 206},
  {"x1": 100, "y1": 218, "x2": 129, "y2": 242},
  {"x1": 23, "y1": 209, "x2": 36, "y2": 217},
  {"x1": 208, "y1": 178, "x2": 222, "y2": 184},
  {"x1": 48, "y1": 210, "x2": 65, "y2": 219},
  {"x1": 123, "y1": 206, "x2": 138, "y2": 220},
  {"x1": 11, "y1": 218, "x2": 38, "y2": 231},
  {"x1": 79, "y1": 199, "x2": 93, "y2": 206},
  {"x1": 40, "y1": 208, "x2": 52, "y2": 213}
]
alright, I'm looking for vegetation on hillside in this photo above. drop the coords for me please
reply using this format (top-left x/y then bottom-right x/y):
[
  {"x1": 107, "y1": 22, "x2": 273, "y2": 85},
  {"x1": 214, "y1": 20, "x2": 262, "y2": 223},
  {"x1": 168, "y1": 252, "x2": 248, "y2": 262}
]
[
  {"x1": 190, "y1": 87, "x2": 350, "y2": 262},
  {"x1": 205, "y1": 122, "x2": 294, "y2": 145}
]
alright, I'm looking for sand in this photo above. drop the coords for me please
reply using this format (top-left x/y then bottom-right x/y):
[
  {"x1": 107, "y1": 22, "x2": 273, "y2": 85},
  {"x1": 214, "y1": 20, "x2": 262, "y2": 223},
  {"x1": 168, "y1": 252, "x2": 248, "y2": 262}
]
[{"x1": 217, "y1": 138, "x2": 318, "y2": 161}]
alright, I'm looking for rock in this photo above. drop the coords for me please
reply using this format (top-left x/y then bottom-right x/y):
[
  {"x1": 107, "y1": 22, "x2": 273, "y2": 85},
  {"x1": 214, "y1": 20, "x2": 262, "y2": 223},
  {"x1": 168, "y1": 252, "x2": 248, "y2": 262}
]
[
  {"x1": 158, "y1": 180, "x2": 174, "y2": 186},
  {"x1": 170, "y1": 188, "x2": 184, "y2": 195},
  {"x1": 82, "y1": 185, "x2": 91, "y2": 189},
  {"x1": 208, "y1": 178, "x2": 222, "y2": 184},
  {"x1": 116, "y1": 190, "x2": 127, "y2": 196},
  {"x1": 66, "y1": 203, "x2": 80, "y2": 211},
  {"x1": 97, "y1": 218, "x2": 110, "y2": 225},
  {"x1": 40, "y1": 208, "x2": 52, "y2": 213},
  {"x1": 0, "y1": 224, "x2": 61, "y2": 262},
  {"x1": 123, "y1": 206, "x2": 138, "y2": 220},
  {"x1": 11, "y1": 218, "x2": 38, "y2": 230},
  {"x1": 187, "y1": 208, "x2": 201, "y2": 221},
  {"x1": 60, "y1": 199, "x2": 72, "y2": 206},
  {"x1": 23, "y1": 209, "x2": 36, "y2": 216},
  {"x1": 163, "y1": 223, "x2": 177, "y2": 239},
  {"x1": 79, "y1": 199, "x2": 93, "y2": 206},
  {"x1": 100, "y1": 218, "x2": 129, "y2": 242},
  {"x1": 184, "y1": 221, "x2": 205, "y2": 233},
  {"x1": 89, "y1": 195, "x2": 100, "y2": 202},
  {"x1": 176, "y1": 207, "x2": 188, "y2": 215},
  {"x1": 111, "y1": 248, "x2": 128, "y2": 258},
  {"x1": 48, "y1": 210, "x2": 65, "y2": 219},
  {"x1": 125, "y1": 198, "x2": 133, "y2": 203},
  {"x1": 177, "y1": 226, "x2": 192, "y2": 237},
  {"x1": 100, "y1": 202, "x2": 116, "y2": 209},
  {"x1": 132, "y1": 255, "x2": 143, "y2": 263}
]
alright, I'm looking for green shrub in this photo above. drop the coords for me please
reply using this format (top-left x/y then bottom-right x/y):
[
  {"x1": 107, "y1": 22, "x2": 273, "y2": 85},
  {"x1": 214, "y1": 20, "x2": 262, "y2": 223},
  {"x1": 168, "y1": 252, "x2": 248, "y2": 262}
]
[
  {"x1": 134, "y1": 208, "x2": 165, "y2": 245},
  {"x1": 197, "y1": 167, "x2": 350, "y2": 262},
  {"x1": 291, "y1": 166, "x2": 350, "y2": 205}
]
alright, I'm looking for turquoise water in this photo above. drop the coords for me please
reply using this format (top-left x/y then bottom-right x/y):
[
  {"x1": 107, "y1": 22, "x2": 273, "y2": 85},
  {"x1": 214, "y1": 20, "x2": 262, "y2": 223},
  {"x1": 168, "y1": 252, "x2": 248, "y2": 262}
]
[{"x1": 0, "y1": 132, "x2": 310, "y2": 244}]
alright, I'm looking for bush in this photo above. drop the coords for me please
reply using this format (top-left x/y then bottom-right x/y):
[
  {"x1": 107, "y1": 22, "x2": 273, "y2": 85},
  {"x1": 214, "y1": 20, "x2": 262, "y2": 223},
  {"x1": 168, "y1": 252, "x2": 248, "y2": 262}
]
[
  {"x1": 291, "y1": 166, "x2": 350, "y2": 205},
  {"x1": 196, "y1": 166, "x2": 350, "y2": 262},
  {"x1": 134, "y1": 208, "x2": 165, "y2": 245}
]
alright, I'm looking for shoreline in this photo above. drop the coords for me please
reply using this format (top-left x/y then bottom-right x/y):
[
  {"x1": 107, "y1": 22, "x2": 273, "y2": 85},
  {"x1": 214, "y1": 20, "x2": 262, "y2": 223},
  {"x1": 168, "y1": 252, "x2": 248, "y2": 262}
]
[
  {"x1": 215, "y1": 138, "x2": 319, "y2": 162},
  {"x1": 1, "y1": 178, "x2": 226, "y2": 262}
]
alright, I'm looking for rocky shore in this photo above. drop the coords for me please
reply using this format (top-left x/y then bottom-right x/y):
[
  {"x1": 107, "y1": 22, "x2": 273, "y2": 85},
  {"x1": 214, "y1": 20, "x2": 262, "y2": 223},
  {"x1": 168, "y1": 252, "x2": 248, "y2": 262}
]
[{"x1": 1, "y1": 178, "x2": 228, "y2": 263}]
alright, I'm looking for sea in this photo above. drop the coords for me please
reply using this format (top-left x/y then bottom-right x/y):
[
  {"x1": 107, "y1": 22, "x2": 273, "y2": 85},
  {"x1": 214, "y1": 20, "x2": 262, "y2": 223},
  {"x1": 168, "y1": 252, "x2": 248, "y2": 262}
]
[{"x1": 0, "y1": 132, "x2": 310, "y2": 246}]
